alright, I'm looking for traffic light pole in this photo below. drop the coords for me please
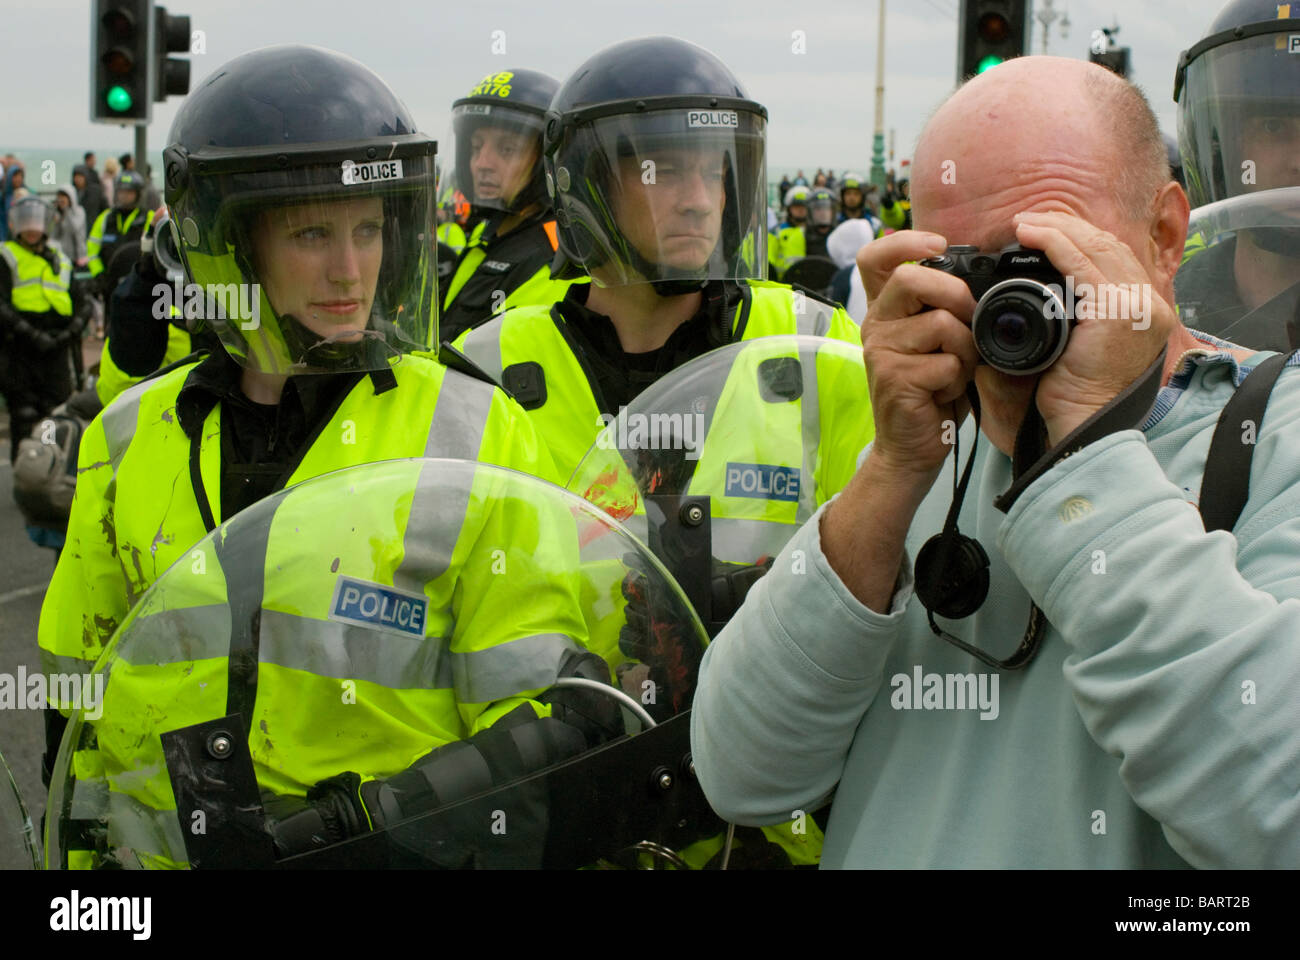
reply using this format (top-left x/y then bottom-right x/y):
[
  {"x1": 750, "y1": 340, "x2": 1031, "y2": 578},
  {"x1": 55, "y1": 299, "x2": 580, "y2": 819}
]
[{"x1": 135, "y1": 125, "x2": 147, "y2": 186}]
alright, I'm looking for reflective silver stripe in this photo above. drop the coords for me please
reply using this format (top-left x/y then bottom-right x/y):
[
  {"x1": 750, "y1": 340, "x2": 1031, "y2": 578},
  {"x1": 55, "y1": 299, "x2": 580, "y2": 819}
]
[
  {"x1": 116, "y1": 605, "x2": 232, "y2": 665},
  {"x1": 459, "y1": 322, "x2": 504, "y2": 383},
  {"x1": 711, "y1": 515, "x2": 798, "y2": 563},
  {"x1": 9, "y1": 276, "x2": 41, "y2": 289},
  {"x1": 100, "y1": 378, "x2": 155, "y2": 472},
  {"x1": 0, "y1": 245, "x2": 16, "y2": 274},
  {"x1": 796, "y1": 345, "x2": 822, "y2": 525},
  {"x1": 71, "y1": 774, "x2": 109, "y2": 820},
  {"x1": 424, "y1": 370, "x2": 494, "y2": 461},
  {"x1": 796, "y1": 297, "x2": 835, "y2": 337},
  {"x1": 259, "y1": 608, "x2": 454, "y2": 690},
  {"x1": 106, "y1": 790, "x2": 188, "y2": 866},
  {"x1": 41, "y1": 650, "x2": 97, "y2": 678},
  {"x1": 454, "y1": 631, "x2": 583, "y2": 704},
  {"x1": 394, "y1": 460, "x2": 473, "y2": 591}
]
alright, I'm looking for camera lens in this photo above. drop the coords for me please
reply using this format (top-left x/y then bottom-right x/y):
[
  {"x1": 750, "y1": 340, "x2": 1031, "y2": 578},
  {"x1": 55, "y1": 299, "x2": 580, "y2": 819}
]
[
  {"x1": 991, "y1": 311, "x2": 1029, "y2": 350},
  {"x1": 972, "y1": 279, "x2": 1069, "y2": 375}
]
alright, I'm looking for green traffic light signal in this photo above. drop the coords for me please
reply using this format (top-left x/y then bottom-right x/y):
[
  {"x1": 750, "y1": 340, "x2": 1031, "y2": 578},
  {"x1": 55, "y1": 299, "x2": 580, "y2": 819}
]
[
  {"x1": 106, "y1": 85, "x2": 134, "y2": 112},
  {"x1": 976, "y1": 55, "x2": 1004, "y2": 73}
]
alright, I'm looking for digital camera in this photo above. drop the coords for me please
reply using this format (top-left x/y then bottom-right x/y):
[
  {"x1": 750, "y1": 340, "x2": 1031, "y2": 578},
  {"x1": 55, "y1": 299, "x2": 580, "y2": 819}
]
[{"x1": 920, "y1": 244, "x2": 1070, "y2": 375}]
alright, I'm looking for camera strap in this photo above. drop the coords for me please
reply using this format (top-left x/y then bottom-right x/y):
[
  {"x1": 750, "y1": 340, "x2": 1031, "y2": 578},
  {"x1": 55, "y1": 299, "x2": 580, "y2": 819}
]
[
  {"x1": 1199, "y1": 349, "x2": 1296, "y2": 533},
  {"x1": 993, "y1": 348, "x2": 1167, "y2": 513}
]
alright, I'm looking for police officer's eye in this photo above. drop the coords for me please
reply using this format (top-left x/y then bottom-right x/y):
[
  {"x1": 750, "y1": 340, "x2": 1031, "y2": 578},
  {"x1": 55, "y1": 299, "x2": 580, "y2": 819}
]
[
  {"x1": 292, "y1": 226, "x2": 329, "y2": 242},
  {"x1": 355, "y1": 221, "x2": 384, "y2": 240}
]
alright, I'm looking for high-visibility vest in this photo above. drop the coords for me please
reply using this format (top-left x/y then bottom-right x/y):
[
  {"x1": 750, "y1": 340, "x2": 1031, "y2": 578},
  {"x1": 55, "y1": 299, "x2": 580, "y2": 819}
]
[
  {"x1": 66, "y1": 455, "x2": 589, "y2": 869},
  {"x1": 0, "y1": 241, "x2": 72, "y2": 316},
  {"x1": 437, "y1": 221, "x2": 467, "y2": 254},
  {"x1": 86, "y1": 208, "x2": 154, "y2": 278},
  {"x1": 441, "y1": 216, "x2": 575, "y2": 344},
  {"x1": 455, "y1": 279, "x2": 862, "y2": 484},
  {"x1": 768, "y1": 224, "x2": 807, "y2": 278},
  {"x1": 95, "y1": 325, "x2": 194, "y2": 407},
  {"x1": 39, "y1": 353, "x2": 562, "y2": 684}
]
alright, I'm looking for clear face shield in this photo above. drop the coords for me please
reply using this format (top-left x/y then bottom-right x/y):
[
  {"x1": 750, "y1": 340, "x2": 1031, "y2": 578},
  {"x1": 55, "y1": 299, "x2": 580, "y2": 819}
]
[
  {"x1": 549, "y1": 107, "x2": 767, "y2": 288},
  {"x1": 808, "y1": 195, "x2": 836, "y2": 228},
  {"x1": 1178, "y1": 31, "x2": 1300, "y2": 208},
  {"x1": 44, "y1": 459, "x2": 713, "y2": 870},
  {"x1": 444, "y1": 103, "x2": 547, "y2": 217},
  {"x1": 1175, "y1": 186, "x2": 1300, "y2": 351},
  {"x1": 166, "y1": 139, "x2": 438, "y2": 375},
  {"x1": 7, "y1": 197, "x2": 52, "y2": 241}
]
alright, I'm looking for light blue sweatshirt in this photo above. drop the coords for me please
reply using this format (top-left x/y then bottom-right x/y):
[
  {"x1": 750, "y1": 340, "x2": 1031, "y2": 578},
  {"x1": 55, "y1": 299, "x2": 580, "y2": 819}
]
[{"x1": 691, "y1": 344, "x2": 1300, "y2": 868}]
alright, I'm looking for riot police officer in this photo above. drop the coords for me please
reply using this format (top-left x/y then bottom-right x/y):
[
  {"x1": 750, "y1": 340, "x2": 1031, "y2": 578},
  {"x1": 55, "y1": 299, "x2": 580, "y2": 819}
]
[
  {"x1": 38, "y1": 45, "x2": 613, "y2": 857},
  {"x1": 454, "y1": 36, "x2": 861, "y2": 482},
  {"x1": 1173, "y1": 0, "x2": 1300, "y2": 348},
  {"x1": 0, "y1": 197, "x2": 85, "y2": 461},
  {"x1": 439, "y1": 68, "x2": 576, "y2": 344},
  {"x1": 86, "y1": 169, "x2": 154, "y2": 294}
]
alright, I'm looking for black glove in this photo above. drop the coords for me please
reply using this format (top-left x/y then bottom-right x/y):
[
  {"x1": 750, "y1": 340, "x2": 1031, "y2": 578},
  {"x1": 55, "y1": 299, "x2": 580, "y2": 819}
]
[
  {"x1": 262, "y1": 771, "x2": 370, "y2": 858},
  {"x1": 709, "y1": 555, "x2": 774, "y2": 624},
  {"x1": 619, "y1": 551, "x2": 701, "y2": 715}
]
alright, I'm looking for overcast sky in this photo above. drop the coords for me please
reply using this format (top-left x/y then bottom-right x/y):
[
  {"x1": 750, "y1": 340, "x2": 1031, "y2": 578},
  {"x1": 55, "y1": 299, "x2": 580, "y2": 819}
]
[{"x1": 7, "y1": 0, "x2": 1230, "y2": 174}]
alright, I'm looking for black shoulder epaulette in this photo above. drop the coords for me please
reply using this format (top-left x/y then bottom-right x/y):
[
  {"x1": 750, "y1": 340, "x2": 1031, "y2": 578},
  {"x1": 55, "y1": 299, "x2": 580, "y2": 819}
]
[
  {"x1": 437, "y1": 341, "x2": 503, "y2": 389},
  {"x1": 785, "y1": 281, "x2": 840, "y2": 311}
]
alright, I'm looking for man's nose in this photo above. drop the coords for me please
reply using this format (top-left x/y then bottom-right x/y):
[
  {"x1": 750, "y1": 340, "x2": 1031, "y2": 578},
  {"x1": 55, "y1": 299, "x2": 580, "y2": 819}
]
[{"x1": 675, "y1": 169, "x2": 714, "y2": 213}]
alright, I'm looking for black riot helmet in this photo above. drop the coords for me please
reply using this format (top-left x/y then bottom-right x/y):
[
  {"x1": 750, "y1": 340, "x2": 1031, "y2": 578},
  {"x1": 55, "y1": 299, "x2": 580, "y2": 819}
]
[
  {"x1": 543, "y1": 36, "x2": 768, "y2": 296},
  {"x1": 446, "y1": 68, "x2": 558, "y2": 217},
  {"x1": 1175, "y1": 0, "x2": 1300, "y2": 210},
  {"x1": 163, "y1": 45, "x2": 438, "y2": 375}
]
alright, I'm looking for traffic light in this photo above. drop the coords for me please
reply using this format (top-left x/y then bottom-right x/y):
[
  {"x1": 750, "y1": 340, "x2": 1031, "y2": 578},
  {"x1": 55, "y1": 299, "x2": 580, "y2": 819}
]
[
  {"x1": 92, "y1": 0, "x2": 153, "y2": 124},
  {"x1": 154, "y1": 6, "x2": 192, "y2": 101},
  {"x1": 958, "y1": 0, "x2": 1030, "y2": 82}
]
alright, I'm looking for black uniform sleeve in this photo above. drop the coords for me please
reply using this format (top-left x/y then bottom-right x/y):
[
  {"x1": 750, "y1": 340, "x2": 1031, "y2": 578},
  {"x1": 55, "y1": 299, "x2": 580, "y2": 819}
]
[{"x1": 106, "y1": 259, "x2": 172, "y2": 375}]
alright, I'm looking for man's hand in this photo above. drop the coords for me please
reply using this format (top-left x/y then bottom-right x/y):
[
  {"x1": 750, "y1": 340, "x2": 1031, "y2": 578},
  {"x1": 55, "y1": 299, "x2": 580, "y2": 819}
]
[
  {"x1": 1013, "y1": 211, "x2": 1178, "y2": 446},
  {"x1": 857, "y1": 229, "x2": 980, "y2": 484}
]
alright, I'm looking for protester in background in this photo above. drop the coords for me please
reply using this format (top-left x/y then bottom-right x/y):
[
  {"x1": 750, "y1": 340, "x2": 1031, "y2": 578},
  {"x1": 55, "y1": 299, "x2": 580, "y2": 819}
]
[
  {"x1": 50, "y1": 185, "x2": 88, "y2": 267},
  {"x1": 1, "y1": 163, "x2": 25, "y2": 243},
  {"x1": 119, "y1": 153, "x2": 134, "y2": 172},
  {"x1": 101, "y1": 156, "x2": 118, "y2": 208},
  {"x1": 779, "y1": 173, "x2": 792, "y2": 202},
  {"x1": 826, "y1": 217, "x2": 873, "y2": 322},
  {"x1": 72, "y1": 165, "x2": 105, "y2": 237},
  {"x1": 140, "y1": 163, "x2": 162, "y2": 210},
  {"x1": 793, "y1": 169, "x2": 808, "y2": 186}
]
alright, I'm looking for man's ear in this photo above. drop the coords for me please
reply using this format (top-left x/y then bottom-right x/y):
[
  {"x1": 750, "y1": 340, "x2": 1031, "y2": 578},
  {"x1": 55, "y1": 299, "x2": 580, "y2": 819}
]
[{"x1": 1147, "y1": 180, "x2": 1190, "y2": 288}]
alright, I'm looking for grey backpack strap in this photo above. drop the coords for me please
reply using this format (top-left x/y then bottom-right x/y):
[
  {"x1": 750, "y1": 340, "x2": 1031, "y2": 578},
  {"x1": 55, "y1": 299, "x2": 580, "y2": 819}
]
[{"x1": 1200, "y1": 350, "x2": 1296, "y2": 533}]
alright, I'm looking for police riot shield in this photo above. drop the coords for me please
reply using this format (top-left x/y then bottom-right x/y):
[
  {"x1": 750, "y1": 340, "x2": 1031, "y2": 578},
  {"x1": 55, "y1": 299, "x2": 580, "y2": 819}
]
[
  {"x1": 568, "y1": 335, "x2": 872, "y2": 636},
  {"x1": 1174, "y1": 186, "x2": 1300, "y2": 352},
  {"x1": 45, "y1": 459, "x2": 712, "y2": 869},
  {"x1": 0, "y1": 745, "x2": 40, "y2": 869}
]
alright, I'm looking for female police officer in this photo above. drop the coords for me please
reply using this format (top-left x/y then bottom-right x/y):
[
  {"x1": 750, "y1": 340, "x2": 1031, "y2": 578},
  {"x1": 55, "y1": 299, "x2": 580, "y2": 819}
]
[{"x1": 37, "y1": 45, "x2": 613, "y2": 863}]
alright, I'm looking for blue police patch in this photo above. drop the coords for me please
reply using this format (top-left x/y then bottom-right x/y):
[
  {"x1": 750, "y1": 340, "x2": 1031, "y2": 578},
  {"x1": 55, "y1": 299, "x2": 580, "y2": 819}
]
[
  {"x1": 724, "y1": 463, "x2": 801, "y2": 502},
  {"x1": 329, "y1": 576, "x2": 428, "y2": 638}
]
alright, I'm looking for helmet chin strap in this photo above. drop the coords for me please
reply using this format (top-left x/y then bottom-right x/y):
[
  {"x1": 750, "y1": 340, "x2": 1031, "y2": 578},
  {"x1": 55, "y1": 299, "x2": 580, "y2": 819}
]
[{"x1": 278, "y1": 313, "x2": 383, "y2": 369}]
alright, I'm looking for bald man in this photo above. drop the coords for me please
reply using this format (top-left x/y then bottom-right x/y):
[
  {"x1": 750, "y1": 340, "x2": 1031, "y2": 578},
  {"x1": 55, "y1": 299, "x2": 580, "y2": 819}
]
[{"x1": 690, "y1": 57, "x2": 1300, "y2": 868}]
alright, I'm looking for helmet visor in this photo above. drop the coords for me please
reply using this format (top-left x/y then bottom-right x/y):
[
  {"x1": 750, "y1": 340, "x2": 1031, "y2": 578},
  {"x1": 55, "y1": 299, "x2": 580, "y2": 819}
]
[
  {"x1": 446, "y1": 102, "x2": 548, "y2": 216},
  {"x1": 549, "y1": 106, "x2": 767, "y2": 287},
  {"x1": 168, "y1": 140, "x2": 438, "y2": 374},
  {"x1": 1178, "y1": 30, "x2": 1300, "y2": 208},
  {"x1": 8, "y1": 197, "x2": 52, "y2": 236}
]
